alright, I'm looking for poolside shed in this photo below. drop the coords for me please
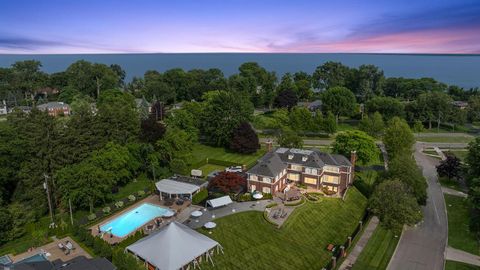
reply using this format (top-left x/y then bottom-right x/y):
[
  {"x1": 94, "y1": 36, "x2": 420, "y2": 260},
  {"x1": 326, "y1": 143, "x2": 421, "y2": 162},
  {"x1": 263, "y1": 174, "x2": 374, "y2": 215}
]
[
  {"x1": 126, "y1": 221, "x2": 223, "y2": 270},
  {"x1": 155, "y1": 176, "x2": 207, "y2": 200},
  {"x1": 206, "y1": 196, "x2": 233, "y2": 208}
]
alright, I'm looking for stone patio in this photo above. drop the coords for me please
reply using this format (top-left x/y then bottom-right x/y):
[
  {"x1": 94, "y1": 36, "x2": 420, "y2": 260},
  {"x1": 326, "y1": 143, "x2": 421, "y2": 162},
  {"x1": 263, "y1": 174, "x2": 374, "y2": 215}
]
[
  {"x1": 9, "y1": 236, "x2": 90, "y2": 264},
  {"x1": 185, "y1": 199, "x2": 273, "y2": 229}
]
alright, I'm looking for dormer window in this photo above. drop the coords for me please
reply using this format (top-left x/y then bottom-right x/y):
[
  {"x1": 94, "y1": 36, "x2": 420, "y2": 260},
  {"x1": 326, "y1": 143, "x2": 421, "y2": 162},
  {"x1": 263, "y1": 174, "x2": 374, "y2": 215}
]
[
  {"x1": 288, "y1": 154, "x2": 294, "y2": 160},
  {"x1": 302, "y1": 156, "x2": 308, "y2": 162}
]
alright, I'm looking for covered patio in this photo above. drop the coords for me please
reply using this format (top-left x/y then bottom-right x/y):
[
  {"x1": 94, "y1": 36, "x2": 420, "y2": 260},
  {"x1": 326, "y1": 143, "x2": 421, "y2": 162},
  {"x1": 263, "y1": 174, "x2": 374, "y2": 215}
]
[{"x1": 155, "y1": 176, "x2": 206, "y2": 200}]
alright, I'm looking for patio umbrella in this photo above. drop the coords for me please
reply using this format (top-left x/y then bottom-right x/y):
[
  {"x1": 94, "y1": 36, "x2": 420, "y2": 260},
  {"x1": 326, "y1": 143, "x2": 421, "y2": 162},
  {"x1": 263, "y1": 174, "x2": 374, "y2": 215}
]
[
  {"x1": 204, "y1": 222, "x2": 217, "y2": 229},
  {"x1": 191, "y1": 210, "x2": 203, "y2": 217},
  {"x1": 162, "y1": 211, "x2": 175, "y2": 218},
  {"x1": 253, "y1": 193, "x2": 263, "y2": 200}
]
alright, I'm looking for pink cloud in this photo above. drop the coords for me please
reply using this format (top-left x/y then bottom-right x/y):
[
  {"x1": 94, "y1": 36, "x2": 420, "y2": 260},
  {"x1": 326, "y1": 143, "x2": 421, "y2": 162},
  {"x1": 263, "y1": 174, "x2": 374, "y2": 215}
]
[{"x1": 260, "y1": 27, "x2": 480, "y2": 54}]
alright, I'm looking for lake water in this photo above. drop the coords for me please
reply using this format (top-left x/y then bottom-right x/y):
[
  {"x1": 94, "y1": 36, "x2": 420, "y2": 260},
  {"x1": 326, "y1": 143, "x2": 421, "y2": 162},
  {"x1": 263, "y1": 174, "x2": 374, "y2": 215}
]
[{"x1": 0, "y1": 53, "x2": 479, "y2": 88}]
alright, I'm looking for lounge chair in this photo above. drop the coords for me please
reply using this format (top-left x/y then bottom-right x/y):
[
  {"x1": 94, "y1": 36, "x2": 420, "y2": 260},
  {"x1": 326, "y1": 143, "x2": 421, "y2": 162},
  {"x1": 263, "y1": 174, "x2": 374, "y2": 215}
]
[{"x1": 57, "y1": 243, "x2": 65, "y2": 251}]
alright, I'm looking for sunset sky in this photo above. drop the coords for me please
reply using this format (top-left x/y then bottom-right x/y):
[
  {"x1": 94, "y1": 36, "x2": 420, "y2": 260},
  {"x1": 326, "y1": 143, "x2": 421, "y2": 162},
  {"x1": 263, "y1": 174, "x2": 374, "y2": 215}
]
[{"x1": 1, "y1": 0, "x2": 479, "y2": 54}]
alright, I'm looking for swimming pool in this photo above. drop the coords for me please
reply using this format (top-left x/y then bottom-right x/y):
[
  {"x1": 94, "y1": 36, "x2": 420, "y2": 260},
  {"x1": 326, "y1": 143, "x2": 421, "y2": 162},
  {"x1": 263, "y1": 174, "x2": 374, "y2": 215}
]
[{"x1": 100, "y1": 203, "x2": 173, "y2": 237}]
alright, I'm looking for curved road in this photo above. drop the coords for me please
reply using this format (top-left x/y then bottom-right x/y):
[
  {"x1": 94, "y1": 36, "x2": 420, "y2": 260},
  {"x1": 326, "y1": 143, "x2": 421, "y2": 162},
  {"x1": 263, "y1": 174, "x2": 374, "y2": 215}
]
[{"x1": 388, "y1": 143, "x2": 448, "y2": 270}]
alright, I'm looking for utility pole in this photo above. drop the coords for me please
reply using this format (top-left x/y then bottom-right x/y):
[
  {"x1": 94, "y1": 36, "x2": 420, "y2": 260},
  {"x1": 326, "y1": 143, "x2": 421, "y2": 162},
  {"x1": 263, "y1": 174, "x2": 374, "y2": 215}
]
[
  {"x1": 44, "y1": 174, "x2": 55, "y2": 227},
  {"x1": 69, "y1": 198, "x2": 74, "y2": 226},
  {"x1": 152, "y1": 163, "x2": 156, "y2": 182}
]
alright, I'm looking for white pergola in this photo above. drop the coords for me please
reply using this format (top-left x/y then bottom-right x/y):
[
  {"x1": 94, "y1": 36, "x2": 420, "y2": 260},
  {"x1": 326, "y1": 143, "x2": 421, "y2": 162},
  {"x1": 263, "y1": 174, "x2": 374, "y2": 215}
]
[{"x1": 155, "y1": 179, "x2": 201, "y2": 200}]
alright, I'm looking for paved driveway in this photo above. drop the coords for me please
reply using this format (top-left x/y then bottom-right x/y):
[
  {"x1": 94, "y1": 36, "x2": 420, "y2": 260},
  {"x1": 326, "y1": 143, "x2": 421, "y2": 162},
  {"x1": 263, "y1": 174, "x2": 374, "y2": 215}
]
[{"x1": 388, "y1": 144, "x2": 448, "y2": 270}]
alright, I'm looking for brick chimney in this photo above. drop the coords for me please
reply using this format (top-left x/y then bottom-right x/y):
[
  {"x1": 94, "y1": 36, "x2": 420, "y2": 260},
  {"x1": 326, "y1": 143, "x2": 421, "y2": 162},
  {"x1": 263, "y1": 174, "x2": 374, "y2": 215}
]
[
  {"x1": 350, "y1": 150, "x2": 357, "y2": 183},
  {"x1": 265, "y1": 139, "x2": 273, "y2": 152}
]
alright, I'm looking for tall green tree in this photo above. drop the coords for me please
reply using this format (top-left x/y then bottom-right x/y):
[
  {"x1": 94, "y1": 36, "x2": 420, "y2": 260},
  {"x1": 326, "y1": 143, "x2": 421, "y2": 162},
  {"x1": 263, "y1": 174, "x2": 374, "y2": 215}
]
[
  {"x1": 96, "y1": 89, "x2": 140, "y2": 144},
  {"x1": 387, "y1": 153, "x2": 428, "y2": 204},
  {"x1": 383, "y1": 117, "x2": 415, "y2": 158},
  {"x1": 369, "y1": 179, "x2": 422, "y2": 232},
  {"x1": 332, "y1": 130, "x2": 379, "y2": 164},
  {"x1": 156, "y1": 127, "x2": 194, "y2": 164},
  {"x1": 321, "y1": 86, "x2": 356, "y2": 123},
  {"x1": 65, "y1": 60, "x2": 119, "y2": 98},
  {"x1": 312, "y1": 61, "x2": 350, "y2": 90},
  {"x1": 359, "y1": 112, "x2": 384, "y2": 138},
  {"x1": 364, "y1": 96, "x2": 405, "y2": 120},
  {"x1": 200, "y1": 91, "x2": 254, "y2": 146}
]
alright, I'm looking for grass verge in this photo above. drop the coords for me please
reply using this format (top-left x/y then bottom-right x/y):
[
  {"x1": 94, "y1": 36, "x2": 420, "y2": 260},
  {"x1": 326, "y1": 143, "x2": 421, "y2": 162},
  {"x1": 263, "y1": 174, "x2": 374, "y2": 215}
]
[
  {"x1": 352, "y1": 225, "x2": 400, "y2": 270},
  {"x1": 444, "y1": 194, "x2": 480, "y2": 255}
]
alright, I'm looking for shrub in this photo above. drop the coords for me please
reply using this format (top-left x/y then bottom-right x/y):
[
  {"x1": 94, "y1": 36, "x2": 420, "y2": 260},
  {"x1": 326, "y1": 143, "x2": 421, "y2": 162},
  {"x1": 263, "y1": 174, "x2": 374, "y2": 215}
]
[
  {"x1": 237, "y1": 193, "x2": 253, "y2": 202},
  {"x1": 115, "y1": 201, "x2": 124, "y2": 208},
  {"x1": 285, "y1": 197, "x2": 305, "y2": 206},
  {"x1": 128, "y1": 195, "x2": 136, "y2": 202},
  {"x1": 322, "y1": 187, "x2": 337, "y2": 196},
  {"x1": 102, "y1": 207, "x2": 111, "y2": 214},
  {"x1": 262, "y1": 193, "x2": 273, "y2": 200},
  {"x1": 192, "y1": 189, "x2": 208, "y2": 205},
  {"x1": 306, "y1": 192, "x2": 324, "y2": 201},
  {"x1": 87, "y1": 213, "x2": 97, "y2": 221},
  {"x1": 137, "y1": 190, "x2": 145, "y2": 197}
]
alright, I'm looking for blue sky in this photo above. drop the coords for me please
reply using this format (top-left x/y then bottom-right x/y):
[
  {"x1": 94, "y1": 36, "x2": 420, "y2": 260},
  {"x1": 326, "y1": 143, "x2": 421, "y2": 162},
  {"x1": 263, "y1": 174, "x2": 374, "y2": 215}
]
[{"x1": 1, "y1": 0, "x2": 479, "y2": 54}]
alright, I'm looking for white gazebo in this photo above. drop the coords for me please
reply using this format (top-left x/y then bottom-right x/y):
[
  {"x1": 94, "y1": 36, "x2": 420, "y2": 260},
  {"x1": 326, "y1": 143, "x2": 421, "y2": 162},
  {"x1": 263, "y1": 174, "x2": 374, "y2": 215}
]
[
  {"x1": 126, "y1": 221, "x2": 223, "y2": 270},
  {"x1": 155, "y1": 179, "x2": 201, "y2": 200}
]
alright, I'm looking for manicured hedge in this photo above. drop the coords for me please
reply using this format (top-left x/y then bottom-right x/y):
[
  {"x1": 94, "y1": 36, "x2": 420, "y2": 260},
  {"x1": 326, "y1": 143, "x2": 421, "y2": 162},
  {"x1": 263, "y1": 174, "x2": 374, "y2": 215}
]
[{"x1": 192, "y1": 189, "x2": 208, "y2": 205}]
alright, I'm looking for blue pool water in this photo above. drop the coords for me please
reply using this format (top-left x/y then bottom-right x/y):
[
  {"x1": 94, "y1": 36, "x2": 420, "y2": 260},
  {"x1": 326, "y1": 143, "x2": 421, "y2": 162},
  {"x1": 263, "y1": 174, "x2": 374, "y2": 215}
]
[{"x1": 100, "y1": 203, "x2": 173, "y2": 237}]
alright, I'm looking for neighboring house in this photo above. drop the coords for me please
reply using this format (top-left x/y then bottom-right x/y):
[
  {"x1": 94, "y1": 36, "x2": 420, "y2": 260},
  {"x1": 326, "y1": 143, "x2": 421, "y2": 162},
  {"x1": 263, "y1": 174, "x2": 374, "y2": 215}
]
[
  {"x1": 297, "y1": 99, "x2": 323, "y2": 112},
  {"x1": 247, "y1": 148, "x2": 355, "y2": 195},
  {"x1": 37, "y1": 102, "x2": 70, "y2": 116},
  {"x1": 135, "y1": 97, "x2": 152, "y2": 114},
  {"x1": 0, "y1": 100, "x2": 7, "y2": 115},
  {"x1": 10, "y1": 106, "x2": 32, "y2": 114},
  {"x1": 451, "y1": 100, "x2": 468, "y2": 110}
]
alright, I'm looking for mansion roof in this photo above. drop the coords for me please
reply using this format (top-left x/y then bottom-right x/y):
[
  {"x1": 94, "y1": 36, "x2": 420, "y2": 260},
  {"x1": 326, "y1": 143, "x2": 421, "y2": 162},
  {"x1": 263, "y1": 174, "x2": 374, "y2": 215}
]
[{"x1": 248, "y1": 148, "x2": 351, "y2": 177}]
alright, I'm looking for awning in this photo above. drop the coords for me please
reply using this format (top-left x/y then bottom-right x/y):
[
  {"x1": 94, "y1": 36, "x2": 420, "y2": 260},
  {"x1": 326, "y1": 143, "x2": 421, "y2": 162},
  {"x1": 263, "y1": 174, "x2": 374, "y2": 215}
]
[
  {"x1": 206, "y1": 196, "x2": 233, "y2": 208},
  {"x1": 155, "y1": 179, "x2": 200, "y2": 195}
]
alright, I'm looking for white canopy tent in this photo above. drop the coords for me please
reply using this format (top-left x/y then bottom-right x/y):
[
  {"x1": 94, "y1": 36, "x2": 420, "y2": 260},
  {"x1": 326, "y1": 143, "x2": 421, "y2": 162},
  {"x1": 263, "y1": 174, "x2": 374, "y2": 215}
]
[
  {"x1": 205, "y1": 196, "x2": 233, "y2": 208},
  {"x1": 126, "y1": 221, "x2": 223, "y2": 270},
  {"x1": 155, "y1": 179, "x2": 201, "y2": 200}
]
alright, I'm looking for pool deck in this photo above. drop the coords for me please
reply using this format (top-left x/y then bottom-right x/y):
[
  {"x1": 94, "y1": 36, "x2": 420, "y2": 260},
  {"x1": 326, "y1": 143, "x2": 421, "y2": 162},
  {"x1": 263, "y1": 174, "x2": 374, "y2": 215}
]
[
  {"x1": 9, "y1": 236, "x2": 90, "y2": 264},
  {"x1": 89, "y1": 195, "x2": 192, "y2": 245}
]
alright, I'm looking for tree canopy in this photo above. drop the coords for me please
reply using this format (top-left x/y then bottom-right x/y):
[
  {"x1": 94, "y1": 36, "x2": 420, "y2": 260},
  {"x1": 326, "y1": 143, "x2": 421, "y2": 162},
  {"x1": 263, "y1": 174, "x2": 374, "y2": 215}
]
[{"x1": 332, "y1": 130, "x2": 379, "y2": 164}]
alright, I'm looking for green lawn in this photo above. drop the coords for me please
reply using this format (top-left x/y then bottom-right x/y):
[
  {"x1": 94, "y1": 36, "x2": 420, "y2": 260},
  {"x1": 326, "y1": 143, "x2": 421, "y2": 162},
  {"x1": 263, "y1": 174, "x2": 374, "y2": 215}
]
[
  {"x1": 197, "y1": 164, "x2": 225, "y2": 176},
  {"x1": 199, "y1": 188, "x2": 367, "y2": 270},
  {"x1": 416, "y1": 136, "x2": 474, "y2": 144},
  {"x1": 112, "y1": 176, "x2": 154, "y2": 201},
  {"x1": 445, "y1": 195, "x2": 480, "y2": 255},
  {"x1": 445, "y1": 261, "x2": 480, "y2": 270},
  {"x1": 446, "y1": 150, "x2": 469, "y2": 162},
  {"x1": 191, "y1": 143, "x2": 265, "y2": 166},
  {"x1": 439, "y1": 176, "x2": 465, "y2": 192},
  {"x1": 352, "y1": 225, "x2": 400, "y2": 270}
]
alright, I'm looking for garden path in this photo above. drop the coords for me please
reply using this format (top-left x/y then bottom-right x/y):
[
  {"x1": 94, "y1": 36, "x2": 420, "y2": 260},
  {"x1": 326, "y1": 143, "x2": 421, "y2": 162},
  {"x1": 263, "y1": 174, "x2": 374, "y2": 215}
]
[
  {"x1": 339, "y1": 216, "x2": 379, "y2": 270},
  {"x1": 445, "y1": 246, "x2": 480, "y2": 267}
]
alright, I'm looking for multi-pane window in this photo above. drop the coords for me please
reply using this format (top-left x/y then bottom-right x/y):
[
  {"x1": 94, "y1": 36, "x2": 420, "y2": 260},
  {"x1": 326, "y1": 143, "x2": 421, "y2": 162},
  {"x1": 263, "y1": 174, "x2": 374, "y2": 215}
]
[
  {"x1": 323, "y1": 166, "x2": 340, "y2": 173},
  {"x1": 322, "y1": 175, "x2": 340, "y2": 184}
]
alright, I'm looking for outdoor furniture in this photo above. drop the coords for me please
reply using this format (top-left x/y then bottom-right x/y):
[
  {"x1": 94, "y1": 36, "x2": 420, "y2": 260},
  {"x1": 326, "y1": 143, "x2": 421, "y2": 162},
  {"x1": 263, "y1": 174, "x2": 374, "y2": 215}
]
[
  {"x1": 65, "y1": 241, "x2": 74, "y2": 250},
  {"x1": 58, "y1": 243, "x2": 65, "y2": 250},
  {"x1": 176, "y1": 199, "x2": 184, "y2": 206},
  {"x1": 204, "y1": 222, "x2": 216, "y2": 229},
  {"x1": 191, "y1": 210, "x2": 203, "y2": 218}
]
